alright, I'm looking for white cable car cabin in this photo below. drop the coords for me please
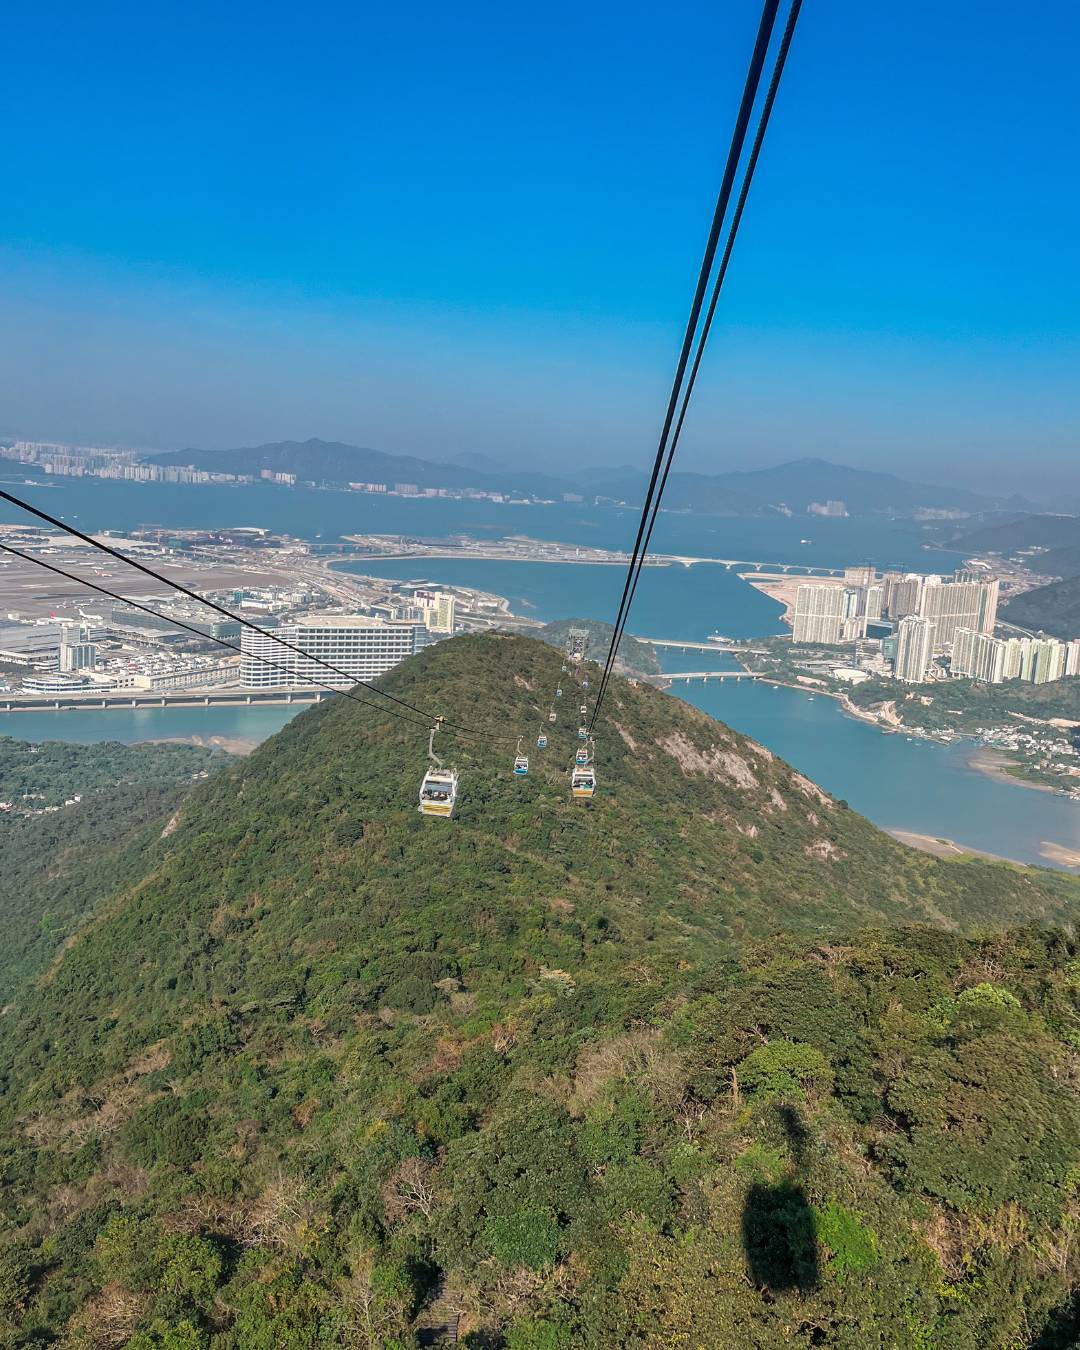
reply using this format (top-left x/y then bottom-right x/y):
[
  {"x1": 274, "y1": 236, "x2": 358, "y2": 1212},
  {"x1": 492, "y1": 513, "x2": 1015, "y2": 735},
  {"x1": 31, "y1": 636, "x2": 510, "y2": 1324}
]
[
  {"x1": 577, "y1": 725, "x2": 588, "y2": 740},
  {"x1": 582, "y1": 679, "x2": 589, "y2": 689},
  {"x1": 575, "y1": 746, "x2": 590, "y2": 765},
  {"x1": 555, "y1": 686, "x2": 563, "y2": 698},
  {"x1": 513, "y1": 754, "x2": 529, "y2": 776},
  {"x1": 579, "y1": 703, "x2": 587, "y2": 715},
  {"x1": 419, "y1": 767, "x2": 459, "y2": 817},
  {"x1": 571, "y1": 766, "x2": 596, "y2": 798},
  {"x1": 537, "y1": 733, "x2": 548, "y2": 748},
  {"x1": 548, "y1": 710, "x2": 557, "y2": 723}
]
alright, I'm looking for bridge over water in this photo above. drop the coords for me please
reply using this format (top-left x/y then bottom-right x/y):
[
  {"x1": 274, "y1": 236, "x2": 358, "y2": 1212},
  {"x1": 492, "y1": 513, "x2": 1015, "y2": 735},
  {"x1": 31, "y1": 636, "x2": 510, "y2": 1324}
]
[
  {"x1": 634, "y1": 637, "x2": 769, "y2": 653},
  {"x1": 0, "y1": 688, "x2": 329, "y2": 714},
  {"x1": 651, "y1": 670, "x2": 765, "y2": 684}
]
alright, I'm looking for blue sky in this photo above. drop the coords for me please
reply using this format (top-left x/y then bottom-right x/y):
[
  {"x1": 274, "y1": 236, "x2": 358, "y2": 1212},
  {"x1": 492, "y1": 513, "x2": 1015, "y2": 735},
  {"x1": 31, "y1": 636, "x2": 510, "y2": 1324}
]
[{"x1": 2, "y1": 0, "x2": 1078, "y2": 496}]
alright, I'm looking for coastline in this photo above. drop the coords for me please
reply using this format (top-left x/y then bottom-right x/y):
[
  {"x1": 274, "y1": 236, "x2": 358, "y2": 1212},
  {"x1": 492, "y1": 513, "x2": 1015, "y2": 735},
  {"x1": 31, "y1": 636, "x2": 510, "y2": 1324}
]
[
  {"x1": 966, "y1": 747, "x2": 1058, "y2": 795},
  {"x1": 887, "y1": 829, "x2": 1016, "y2": 865},
  {"x1": 725, "y1": 646, "x2": 1071, "y2": 801}
]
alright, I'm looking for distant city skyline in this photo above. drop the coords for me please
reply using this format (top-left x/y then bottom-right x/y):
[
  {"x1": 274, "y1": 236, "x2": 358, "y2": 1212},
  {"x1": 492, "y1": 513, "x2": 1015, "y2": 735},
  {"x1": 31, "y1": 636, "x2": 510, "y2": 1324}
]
[{"x1": 3, "y1": 2, "x2": 1079, "y2": 500}]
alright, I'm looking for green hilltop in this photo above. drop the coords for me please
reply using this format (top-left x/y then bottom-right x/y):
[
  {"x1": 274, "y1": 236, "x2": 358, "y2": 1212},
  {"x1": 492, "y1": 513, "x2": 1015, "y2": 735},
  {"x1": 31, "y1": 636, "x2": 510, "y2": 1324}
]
[{"x1": 0, "y1": 633, "x2": 1079, "y2": 1347}]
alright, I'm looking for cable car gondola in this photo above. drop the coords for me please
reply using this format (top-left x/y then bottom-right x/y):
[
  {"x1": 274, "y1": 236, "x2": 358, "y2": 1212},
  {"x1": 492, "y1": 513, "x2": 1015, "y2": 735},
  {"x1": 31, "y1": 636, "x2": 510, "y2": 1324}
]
[
  {"x1": 575, "y1": 746, "x2": 589, "y2": 765},
  {"x1": 582, "y1": 679, "x2": 589, "y2": 689},
  {"x1": 548, "y1": 710, "x2": 557, "y2": 723},
  {"x1": 419, "y1": 719, "x2": 458, "y2": 818},
  {"x1": 555, "y1": 687, "x2": 562, "y2": 698},
  {"x1": 537, "y1": 733, "x2": 548, "y2": 749},
  {"x1": 579, "y1": 703, "x2": 587, "y2": 715},
  {"x1": 419, "y1": 766, "x2": 458, "y2": 816},
  {"x1": 513, "y1": 738, "x2": 529, "y2": 776},
  {"x1": 571, "y1": 766, "x2": 596, "y2": 799},
  {"x1": 577, "y1": 725, "x2": 587, "y2": 740}
]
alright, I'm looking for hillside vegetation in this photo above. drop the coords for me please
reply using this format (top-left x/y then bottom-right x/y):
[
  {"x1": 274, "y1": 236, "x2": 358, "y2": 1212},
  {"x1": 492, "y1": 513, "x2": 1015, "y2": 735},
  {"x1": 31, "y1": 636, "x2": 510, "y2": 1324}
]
[
  {"x1": 535, "y1": 619, "x2": 659, "y2": 676},
  {"x1": 0, "y1": 635, "x2": 1078, "y2": 1347},
  {"x1": 949, "y1": 514, "x2": 1080, "y2": 577},
  {"x1": 1003, "y1": 577, "x2": 1080, "y2": 638},
  {"x1": 847, "y1": 673, "x2": 1080, "y2": 726},
  {"x1": 0, "y1": 738, "x2": 227, "y2": 1003}
]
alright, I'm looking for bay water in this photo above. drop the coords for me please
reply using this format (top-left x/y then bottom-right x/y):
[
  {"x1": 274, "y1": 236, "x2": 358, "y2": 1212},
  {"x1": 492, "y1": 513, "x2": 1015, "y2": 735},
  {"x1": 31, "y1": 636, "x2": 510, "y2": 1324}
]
[{"x1": 3, "y1": 475, "x2": 1080, "y2": 869}]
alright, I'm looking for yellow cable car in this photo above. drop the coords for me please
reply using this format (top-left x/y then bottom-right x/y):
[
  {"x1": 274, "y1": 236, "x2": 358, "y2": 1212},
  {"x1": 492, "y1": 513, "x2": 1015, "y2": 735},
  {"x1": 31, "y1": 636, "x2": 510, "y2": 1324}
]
[
  {"x1": 419, "y1": 719, "x2": 458, "y2": 818},
  {"x1": 419, "y1": 766, "x2": 458, "y2": 817}
]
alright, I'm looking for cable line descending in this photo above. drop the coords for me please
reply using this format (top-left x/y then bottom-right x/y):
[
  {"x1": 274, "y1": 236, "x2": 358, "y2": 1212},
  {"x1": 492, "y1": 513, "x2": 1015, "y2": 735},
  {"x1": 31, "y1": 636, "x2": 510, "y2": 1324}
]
[
  {"x1": 0, "y1": 486, "x2": 517, "y2": 744},
  {"x1": 589, "y1": 0, "x2": 780, "y2": 722},
  {"x1": 589, "y1": 0, "x2": 802, "y2": 731}
]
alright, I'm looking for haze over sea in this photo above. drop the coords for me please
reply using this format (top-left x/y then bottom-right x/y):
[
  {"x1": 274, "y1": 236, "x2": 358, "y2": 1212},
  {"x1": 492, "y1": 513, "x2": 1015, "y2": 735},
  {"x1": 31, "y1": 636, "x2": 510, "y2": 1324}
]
[{"x1": 4, "y1": 475, "x2": 1080, "y2": 870}]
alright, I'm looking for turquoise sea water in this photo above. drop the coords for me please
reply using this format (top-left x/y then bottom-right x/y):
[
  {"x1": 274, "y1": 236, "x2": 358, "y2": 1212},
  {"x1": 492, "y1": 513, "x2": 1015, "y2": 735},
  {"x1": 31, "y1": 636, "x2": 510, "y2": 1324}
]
[{"x1": 3, "y1": 477, "x2": 1079, "y2": 868}]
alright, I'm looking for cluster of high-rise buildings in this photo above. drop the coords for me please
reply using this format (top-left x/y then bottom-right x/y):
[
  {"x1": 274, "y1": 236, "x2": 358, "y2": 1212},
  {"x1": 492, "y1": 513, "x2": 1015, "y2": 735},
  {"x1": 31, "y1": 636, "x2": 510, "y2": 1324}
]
[
  {"x1": 786, "y1": 566, "x2": 1072, "y2": 686},
  {"x1": 6, "y1": 442, "x2": 250, "y2": 484},
  {"x1": 951, "y1": 629, "x2": 1080, "y2": 686},
  {"x1": 794, "y1": 569, "x2": 998, "y2": 649}
]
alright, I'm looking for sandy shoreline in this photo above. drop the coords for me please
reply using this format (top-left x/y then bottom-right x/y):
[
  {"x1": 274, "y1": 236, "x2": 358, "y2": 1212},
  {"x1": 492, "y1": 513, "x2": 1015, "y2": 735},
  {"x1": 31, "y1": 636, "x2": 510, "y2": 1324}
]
[
  {"x1": 966, "y1": 747, "x2": 1058, "y2": 794},
  {"x1": 887, "y1": 829, "x2": 1015, "y2": 864}
]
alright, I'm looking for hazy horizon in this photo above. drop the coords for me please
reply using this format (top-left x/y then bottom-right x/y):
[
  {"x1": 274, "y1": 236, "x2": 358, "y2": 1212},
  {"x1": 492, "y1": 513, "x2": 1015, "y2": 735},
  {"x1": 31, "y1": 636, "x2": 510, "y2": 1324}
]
[{"x1": 3, "y1": 1, "x2": 1078, "y2": 501}]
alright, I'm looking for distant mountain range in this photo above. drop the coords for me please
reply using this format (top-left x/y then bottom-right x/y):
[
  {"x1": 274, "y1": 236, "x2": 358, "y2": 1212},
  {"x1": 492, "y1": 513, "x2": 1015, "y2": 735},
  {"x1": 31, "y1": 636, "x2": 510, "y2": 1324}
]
[
  {"x1": 946, "y1": 514, "x2": 1080, "y2": 577},
  {"x1": 149, "y1": 438, "x2": 569, "y2": 500},
  {"x1": 147, "y1": 439, "x2": 1028, "y2": 519}
]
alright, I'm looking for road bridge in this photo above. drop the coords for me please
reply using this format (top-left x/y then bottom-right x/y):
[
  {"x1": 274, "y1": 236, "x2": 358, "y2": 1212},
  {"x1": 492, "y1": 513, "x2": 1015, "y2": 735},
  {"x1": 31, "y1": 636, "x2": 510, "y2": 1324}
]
[
  {"x1": 0, "y1": 688, "x2": 330, "y2": 714},
  {"x1": 635, "y1": 636, "x2": 769, "y2": 653},
  {"x1": 652, "y1": 670, "x2": 764, "y2": 684}
]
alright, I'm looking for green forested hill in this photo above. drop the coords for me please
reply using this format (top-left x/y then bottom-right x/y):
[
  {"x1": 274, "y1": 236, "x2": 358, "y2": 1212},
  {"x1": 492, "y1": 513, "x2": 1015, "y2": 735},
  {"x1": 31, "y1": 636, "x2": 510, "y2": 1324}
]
[
  {"x1": 535, "y1": 618, "x2": 660, "y2": 676},
  {"x1": 0, "y1": 738, "x2": 227, "y2": 1004},
  {"x1": 0, "y1": 635, "x2": 1078, "y2": 1348},
  {"x1": 1003, "y1": 576, "x2": 1080, "y2": 638}
]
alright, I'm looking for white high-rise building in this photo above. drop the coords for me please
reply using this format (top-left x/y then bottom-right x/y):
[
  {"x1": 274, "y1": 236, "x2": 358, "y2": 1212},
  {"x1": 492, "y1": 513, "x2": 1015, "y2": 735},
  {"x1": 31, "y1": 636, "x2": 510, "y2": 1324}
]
[
  {"x1": 417, "y1": 591, "x2": 456, "y2": 634},
  {"x1": 883, "y1": 573, "x2": 923, "y2": 621},
  {"x1": 952, "y1": 628, "x2": 1006, "y2": 683},
  {"x1": 59, "y1": 624, "x2": 97, "y2": 673},
  {"x1": 240, "y1": 615, "x2": 424, "y2": 688},
  {"x1": 1001, "y1": 637, "x2": 1025, "y2": 680},
  {"x1": 1029, "y1": 637, "x2": 1065, "y2": 685},
  {"x1": 894, "y1": 616, "x2": 934, "y2": 683},
  {"x1": 791, "y1": 585, "x2": 856, "y2": 644},
  {"x1": 1066, "y1": 640, "x2": 1080, "y2": 677},
  {"x1": 977, "y1": 577, "x2": 1000, "y2": 634},
  {"x1": 914, "y1": 571, "x2": 999, "y2": 650}
]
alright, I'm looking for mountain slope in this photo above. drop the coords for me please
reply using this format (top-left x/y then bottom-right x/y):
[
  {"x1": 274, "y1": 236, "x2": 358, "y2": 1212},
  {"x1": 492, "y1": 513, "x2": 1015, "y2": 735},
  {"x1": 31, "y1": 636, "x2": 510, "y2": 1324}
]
[
  {"x1": 1002, "y1": 576, "x2": 1080, "y2": 637},
  {"x1": 598, "y1": 457, "x2": 1028, "y2": 518},
  {"x1": 948, "y1": 513, "x2": 1080, "y2": 576},
  {"x1": 0, "y1": 737, "x2": 227, "y2": 1003},
  {"x1": 0, "y1": 636, "x2": 1078, "y2": 1347},
  {"x1": 148, "y1": 437, "x2": 570, "y2": 499},
  {"x1": 144, "y1": 440, "x2": 1027, "y2": 519}
]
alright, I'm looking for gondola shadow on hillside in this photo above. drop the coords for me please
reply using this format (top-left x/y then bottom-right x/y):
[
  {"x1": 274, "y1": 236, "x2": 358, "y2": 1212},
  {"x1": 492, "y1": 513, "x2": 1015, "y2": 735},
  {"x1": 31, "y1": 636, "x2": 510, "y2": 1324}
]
[{"x1": 741, "y1": 1105, "x2": 820, "y2": 1293}]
